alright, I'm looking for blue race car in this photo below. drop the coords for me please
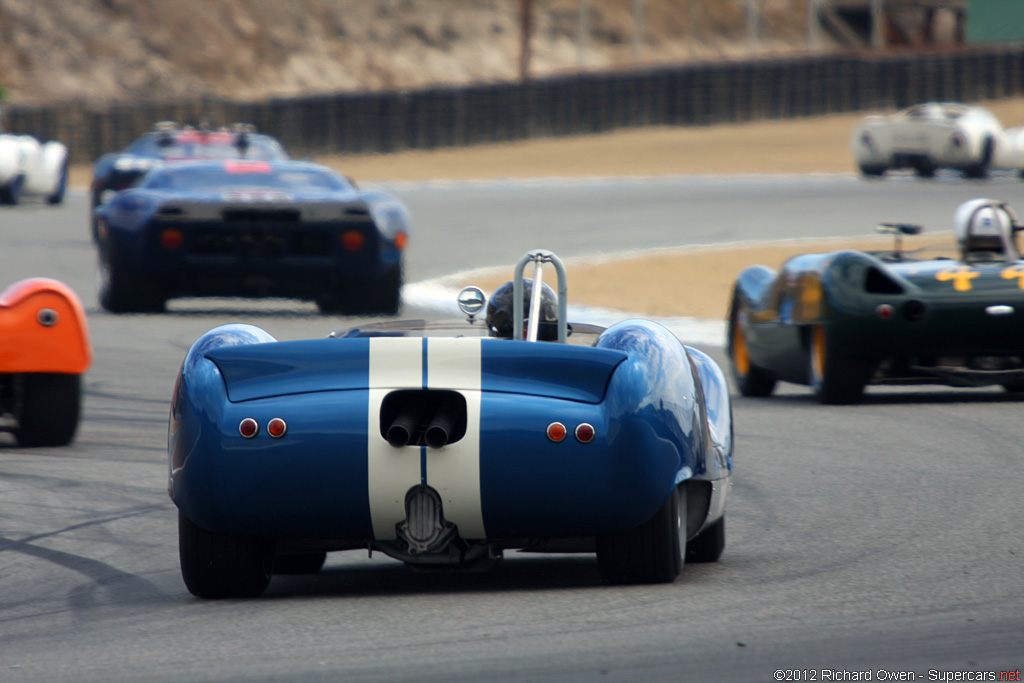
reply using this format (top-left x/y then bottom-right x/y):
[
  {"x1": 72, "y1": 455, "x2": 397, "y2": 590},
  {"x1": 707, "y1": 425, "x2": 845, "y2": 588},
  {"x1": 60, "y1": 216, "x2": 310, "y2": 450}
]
[
  {"x1": 168, "y1": 250, "x2": 733, "y2": 598},
  {"x1": 89, "y1": 122, "x2": 289, "y2": 240},
  {"x1": 95, "y1": 159, "x2": 408, "y2": 314}
]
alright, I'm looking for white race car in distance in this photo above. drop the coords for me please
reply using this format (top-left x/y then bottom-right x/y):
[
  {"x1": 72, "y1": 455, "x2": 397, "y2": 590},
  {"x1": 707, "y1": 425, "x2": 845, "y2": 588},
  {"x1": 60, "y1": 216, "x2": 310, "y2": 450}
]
[
  {"x1": 851, "y1": 102, "x2": 1013, "y2": 179},
  {"x1": 0, "y1": 132, "x2": 69, "y2": 205}
]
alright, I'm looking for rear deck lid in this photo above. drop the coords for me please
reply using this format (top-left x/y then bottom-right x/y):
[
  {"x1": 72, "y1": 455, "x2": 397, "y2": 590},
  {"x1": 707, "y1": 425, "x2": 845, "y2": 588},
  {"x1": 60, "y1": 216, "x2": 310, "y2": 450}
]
[{"x1": 206, "y1": 337, "x2": 626, "y2": 404}]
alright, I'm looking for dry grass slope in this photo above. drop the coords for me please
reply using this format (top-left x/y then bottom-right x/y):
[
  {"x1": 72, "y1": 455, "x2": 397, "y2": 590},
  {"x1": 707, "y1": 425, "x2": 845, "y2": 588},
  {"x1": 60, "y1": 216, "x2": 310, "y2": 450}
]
[{"x1": 0, "y1": 0, "x2": 808, "y2": 105}]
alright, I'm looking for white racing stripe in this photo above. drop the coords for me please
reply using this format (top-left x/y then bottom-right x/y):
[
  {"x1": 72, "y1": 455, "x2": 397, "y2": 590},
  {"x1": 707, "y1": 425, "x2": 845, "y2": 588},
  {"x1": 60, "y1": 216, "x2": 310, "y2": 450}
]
[
  {"x1": 424, "y1": 338, "x2": 485, "y2": 539},
  {"x1": 367, "y1": 337, "x2": 423, "y2": 540},
  {"x1": 366, "y1": 336, "x2": 486, "y2": 541}
]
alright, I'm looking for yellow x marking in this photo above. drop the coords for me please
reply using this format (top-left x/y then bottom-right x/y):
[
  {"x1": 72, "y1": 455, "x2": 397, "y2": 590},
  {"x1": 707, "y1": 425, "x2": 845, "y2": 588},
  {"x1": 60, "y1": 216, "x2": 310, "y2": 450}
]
[
  {"x1": 936, "y1": 266, "x2": 979, "y2": 292},
  {"x1": 1001, "y1": 264, "x2": 1024, "y2": 289}
]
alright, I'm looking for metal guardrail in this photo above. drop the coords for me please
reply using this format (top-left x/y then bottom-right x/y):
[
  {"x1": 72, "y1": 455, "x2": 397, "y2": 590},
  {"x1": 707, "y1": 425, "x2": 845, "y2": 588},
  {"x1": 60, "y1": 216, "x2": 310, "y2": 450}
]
[{"x1": 6, "y1": 47, "x2": 1024, "y2": 164}]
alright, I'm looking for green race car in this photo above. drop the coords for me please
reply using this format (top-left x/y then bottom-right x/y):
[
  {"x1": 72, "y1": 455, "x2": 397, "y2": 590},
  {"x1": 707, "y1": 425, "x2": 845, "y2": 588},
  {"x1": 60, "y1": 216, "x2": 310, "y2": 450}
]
[{"x1": 729, "y1": 198, "x2": 1024, "y2": 404}]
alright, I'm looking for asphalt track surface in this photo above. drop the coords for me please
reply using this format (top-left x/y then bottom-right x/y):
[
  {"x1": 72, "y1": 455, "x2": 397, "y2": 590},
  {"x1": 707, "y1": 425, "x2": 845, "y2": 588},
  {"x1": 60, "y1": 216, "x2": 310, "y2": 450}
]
[{"x1": 2, "y1": 173, "x2": 1024, "y2": 682}]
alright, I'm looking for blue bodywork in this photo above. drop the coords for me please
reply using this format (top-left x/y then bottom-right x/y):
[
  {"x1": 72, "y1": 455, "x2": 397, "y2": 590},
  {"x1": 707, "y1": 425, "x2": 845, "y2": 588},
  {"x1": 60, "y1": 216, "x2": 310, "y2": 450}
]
[
  {"x1": 169, "y1": 319, "x2": 732, "y2": 561},
  {"x1": 95, "y1": 160, "x2": 407, "y2": 313}
]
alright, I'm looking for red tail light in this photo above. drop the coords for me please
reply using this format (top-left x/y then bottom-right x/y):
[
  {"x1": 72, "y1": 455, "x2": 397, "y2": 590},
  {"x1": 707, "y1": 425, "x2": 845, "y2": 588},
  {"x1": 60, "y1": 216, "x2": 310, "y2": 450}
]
[
  {"x1": 239, "y1": 418, "x2": 258, "y2": 439},
  {"x1": 546, "y1": 422, "x2": 567, "y2": 442},
  {"x1": 342, "y1": 230, "x2": 365, "y2": 252},
  {"x1": 575, "y1": 423, "x2": 595, "y2": 444},
  {"x1": 160, "y1": 228, "x2": 184, "y2": 250},
  {"x1": 267, "y1": 418, "x2": 287, "y2": 438}
]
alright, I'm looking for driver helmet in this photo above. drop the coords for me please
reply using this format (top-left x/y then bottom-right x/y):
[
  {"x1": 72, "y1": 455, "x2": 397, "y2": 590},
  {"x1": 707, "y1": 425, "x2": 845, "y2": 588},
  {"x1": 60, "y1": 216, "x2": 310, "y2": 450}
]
[
  {"x1": 953, "y1": 198, "x2": 1019, "y2": 261},
  {"x1": 485, "y1": 280, "x2": 559, "y2": 341}
]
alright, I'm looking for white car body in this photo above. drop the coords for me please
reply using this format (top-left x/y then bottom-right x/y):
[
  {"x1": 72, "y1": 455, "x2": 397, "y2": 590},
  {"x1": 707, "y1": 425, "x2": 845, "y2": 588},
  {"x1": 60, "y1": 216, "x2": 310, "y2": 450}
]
[
  {"x1": 0, "y1": 133, "x2": 69, "y2": 205},
  {"x1": 851, "y1": 102, "x2": 1011, "y2": 178},
  {"x1": 993, "y1": 125, "x2": 1024, "y2": 175}
]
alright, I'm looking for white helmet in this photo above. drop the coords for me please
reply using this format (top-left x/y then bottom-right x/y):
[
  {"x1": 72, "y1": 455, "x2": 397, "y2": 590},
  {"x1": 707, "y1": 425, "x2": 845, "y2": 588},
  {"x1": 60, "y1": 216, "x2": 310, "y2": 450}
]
[{"x1": 953, "y1": 198, "x2": 1019, "y2": 261}]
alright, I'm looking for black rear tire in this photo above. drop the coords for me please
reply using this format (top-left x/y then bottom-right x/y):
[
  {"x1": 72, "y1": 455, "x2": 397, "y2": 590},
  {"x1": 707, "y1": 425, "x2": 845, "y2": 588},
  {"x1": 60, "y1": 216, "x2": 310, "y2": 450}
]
[
  {"x1": 858, "y1": 164, "x2": 886, "y2": 177},
  {"x1": 0, "y1": 174, "x2": 24, "y2": 205},
  {"x1": 363, "y1": 264, "x2": 403, "y2": 315},
  {"x1": 14, "y1": 373, "x2": 81, "y2": 447},
  {"x1": 97, "y1": 242, "x2": 166, "y2": 313},
  {"x1": 178, "y1": 511, "x2": 273, "y2": 599},
  {"x1": 317, "y1": 264, "x2": 402, "y2": 316},
  {"x1": 47, "y1": 159, "x2": 69, "y2": 205},
  {"x1": 728, "y1": 293, "x2": 776, "y2": 397},
  {"x1": 808, "y1": 325, "x2": 870, "y2": 404},
  {"x1": 686, "y1": 516, "x2": 725, "y2": 563},
  {"x1": 596, "y1": 485, "x2": 686, "y2": 584},
  {"x1": 963, "y1": 138, "x2": 993, "y2": 179}
]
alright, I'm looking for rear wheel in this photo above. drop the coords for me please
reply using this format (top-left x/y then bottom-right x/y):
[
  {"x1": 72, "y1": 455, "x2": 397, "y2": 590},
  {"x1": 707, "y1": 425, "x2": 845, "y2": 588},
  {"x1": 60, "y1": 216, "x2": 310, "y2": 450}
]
[
  {"x1": 317, "y1": 265, "x2": 402, "y2": 316},
  {"x1": 596, "y1": 485, "x2": 686, "y2": 584},
  {"x1": 47, "y1": 159, "x2": 69, "y2": 205},
  {"x1": 963, "y1": 138, "x2": 993, "y2": 179},
  {"x1": 858, "y1": 164, "x2": 886, "y2": 177},
  {"x1": 0, "y1": 174, "x2": 24, "y2": 205},
  {"x1": 13, "y1": 373, "x2": 81, "y2": 447},
  {"x1": 97, "y1": 242, "x2": 166, "y2": 313},
  {"x1": 178, "y1": 511, "x2": 273, "y2": 599},
  {"x1": 808, "y1": 325, "x2": 869, "y2": 404},
  {"x1": 363, "y1": 264, "x2": 403, "y2": 315},
  {"x1": 728, "y1": 295, "x2": 776, "y2": 397}
]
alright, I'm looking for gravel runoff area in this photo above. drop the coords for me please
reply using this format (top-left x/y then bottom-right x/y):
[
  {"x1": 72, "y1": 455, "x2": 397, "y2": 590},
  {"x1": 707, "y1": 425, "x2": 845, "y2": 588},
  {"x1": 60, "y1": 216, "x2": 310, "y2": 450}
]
[{"x1": 68, "y1": 98, "x2": 1024, "y2": 318}]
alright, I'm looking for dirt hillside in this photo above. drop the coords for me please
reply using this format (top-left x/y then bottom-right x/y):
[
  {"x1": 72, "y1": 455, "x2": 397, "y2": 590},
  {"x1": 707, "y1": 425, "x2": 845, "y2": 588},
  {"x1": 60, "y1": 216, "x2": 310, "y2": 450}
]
[{"x1": 0, "y1": 0, "x2": 810, "y2": 105}]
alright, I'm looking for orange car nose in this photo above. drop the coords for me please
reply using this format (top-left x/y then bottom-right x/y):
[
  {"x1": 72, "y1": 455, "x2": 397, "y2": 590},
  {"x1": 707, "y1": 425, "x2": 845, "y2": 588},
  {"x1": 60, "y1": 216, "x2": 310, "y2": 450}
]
[{"x1": 0, "y1": 279, "x2": 92, "y2": 374}]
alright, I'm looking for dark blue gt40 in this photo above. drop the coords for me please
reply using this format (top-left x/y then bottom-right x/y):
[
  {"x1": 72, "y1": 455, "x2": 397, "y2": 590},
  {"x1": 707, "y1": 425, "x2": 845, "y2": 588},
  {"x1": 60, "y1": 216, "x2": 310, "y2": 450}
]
[{"x1": 95, "y1": 159, "x2": 408, "y2": 315}]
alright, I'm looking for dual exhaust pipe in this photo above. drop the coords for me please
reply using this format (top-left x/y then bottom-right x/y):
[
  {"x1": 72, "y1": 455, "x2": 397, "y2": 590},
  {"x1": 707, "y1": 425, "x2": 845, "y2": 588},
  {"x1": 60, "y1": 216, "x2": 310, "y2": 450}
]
[
  {"x1": 385, "y1": 406, "x2": 456, "y2": 449},
  {"x1": 381, "y1": 390, "x2": 467, "y2": 449}
]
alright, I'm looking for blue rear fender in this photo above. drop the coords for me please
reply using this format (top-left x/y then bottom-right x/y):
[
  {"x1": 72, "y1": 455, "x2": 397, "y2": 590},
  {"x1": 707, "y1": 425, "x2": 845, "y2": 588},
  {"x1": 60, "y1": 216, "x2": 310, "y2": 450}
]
[
  {"x1": 187, "y1": 389, "x2": 375, "y2": 539},
  {"x1": 685, "y1": 345, "x2": 733, "y2": 473},
  {"x1": 477, "y1": 355, "x2": 686, "y2": 537},
  {"x1": 169, "y1": 324, "x2": 277, "y2": 530},
  {"x1": 102, "y1": 191, "x2": 171, "y2": 275},
  {"x1": 734, "y1": 264, "x2": 777, "y2": 310},
  {"x1": 592, "y1": 320, "x2": 705, "y2": 530},
  {"x1": 478, "y1": 393, "x2": 619, "y2": 537}
]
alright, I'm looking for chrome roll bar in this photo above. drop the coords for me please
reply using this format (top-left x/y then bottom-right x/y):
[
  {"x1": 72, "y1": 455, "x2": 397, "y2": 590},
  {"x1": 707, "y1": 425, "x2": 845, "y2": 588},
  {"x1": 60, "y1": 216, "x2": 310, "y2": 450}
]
[{"x1": 512, "y1": 249, "x2": 568, "y2": 343}]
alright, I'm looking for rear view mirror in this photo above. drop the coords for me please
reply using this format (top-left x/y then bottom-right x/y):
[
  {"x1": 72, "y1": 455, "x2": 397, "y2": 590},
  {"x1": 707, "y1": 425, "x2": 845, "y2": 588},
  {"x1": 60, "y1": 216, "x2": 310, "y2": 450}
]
[
  {"x1": 457, "y1": 286, "x2": 486, "y2": 323},
  {"x1": 877, "y1": 222, "x2": 923, "y2": 235}
]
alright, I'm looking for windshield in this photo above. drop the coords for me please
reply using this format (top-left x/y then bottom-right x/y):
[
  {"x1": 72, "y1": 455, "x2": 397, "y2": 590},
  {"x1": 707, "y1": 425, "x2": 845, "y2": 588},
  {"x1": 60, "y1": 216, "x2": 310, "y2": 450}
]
[
  {"x1": 330, "y1": 320, "x2": 606, "y2": 346},
  {"x1": 127, "y1": 132, "x2": 288, "y2": 160},
  {"x1": 141, "y1": 162, "x2": 350, "y2": 192}
]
